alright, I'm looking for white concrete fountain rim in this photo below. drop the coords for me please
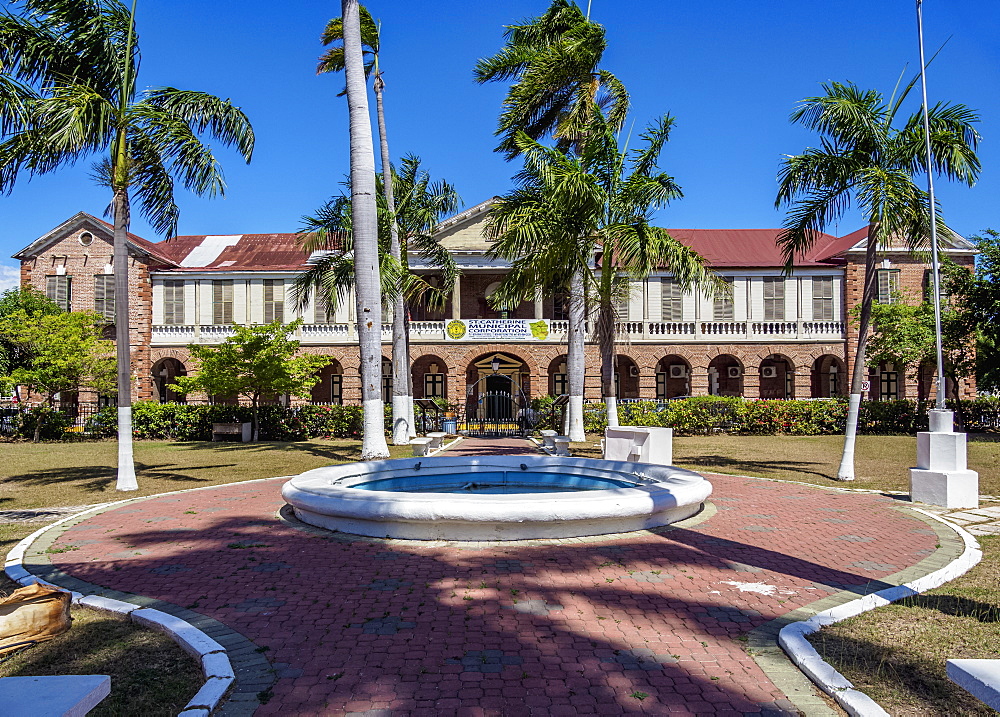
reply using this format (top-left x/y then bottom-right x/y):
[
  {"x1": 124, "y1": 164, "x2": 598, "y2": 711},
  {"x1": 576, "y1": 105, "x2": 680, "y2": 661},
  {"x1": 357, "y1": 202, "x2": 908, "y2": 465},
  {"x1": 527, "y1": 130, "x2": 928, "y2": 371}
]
[{"x1": 281, "y1": 455, "x2": 713, "y2": 541}]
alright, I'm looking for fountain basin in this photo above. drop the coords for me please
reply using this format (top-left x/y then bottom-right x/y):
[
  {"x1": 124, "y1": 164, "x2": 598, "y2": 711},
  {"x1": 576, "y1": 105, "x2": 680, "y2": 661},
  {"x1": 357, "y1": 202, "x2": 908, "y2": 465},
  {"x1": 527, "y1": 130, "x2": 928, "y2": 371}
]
[{"x1": 281, "y1": 455, "x2": 712, "y2": 541}]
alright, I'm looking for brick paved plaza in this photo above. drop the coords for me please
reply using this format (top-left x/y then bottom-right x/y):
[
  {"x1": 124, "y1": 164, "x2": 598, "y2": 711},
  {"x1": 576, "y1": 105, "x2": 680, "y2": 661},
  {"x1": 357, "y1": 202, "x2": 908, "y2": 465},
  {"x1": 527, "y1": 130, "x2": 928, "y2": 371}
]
[{"x1": 34, "y1": 439, "x2": 949, "y2": 716}]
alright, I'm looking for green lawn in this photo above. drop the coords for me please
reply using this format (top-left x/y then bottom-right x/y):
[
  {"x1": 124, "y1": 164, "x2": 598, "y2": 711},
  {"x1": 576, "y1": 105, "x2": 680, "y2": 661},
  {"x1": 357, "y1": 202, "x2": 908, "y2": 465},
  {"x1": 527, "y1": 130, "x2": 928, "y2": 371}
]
[
  {"x1": 809, "y1": 535, "x2": 1000, "y2": 716},
  {"x1": 574, "y1": 433, "x2": 1000, "y2": 495},
  {"x1": 0, "y1": 438, "x2": 413, "y2": 512}
]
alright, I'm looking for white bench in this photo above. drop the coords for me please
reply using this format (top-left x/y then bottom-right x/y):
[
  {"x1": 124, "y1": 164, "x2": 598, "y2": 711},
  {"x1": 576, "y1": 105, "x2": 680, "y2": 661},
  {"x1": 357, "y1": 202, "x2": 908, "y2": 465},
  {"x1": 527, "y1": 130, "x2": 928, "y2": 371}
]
[
  {"x1": 948, "y1": 659, "x2": 1000, "y2": 709},
  {"x1": 540, "y1": 430, "x2": 558, "y2": 449},
  {"x1": 211, "y1": 422, "x2": 251, "y2": 442},
  {"x1": 410, "y1": 437, "x2": 433, "y2": 457},
  {"x1": 553, "y1": 437, "x2": 571, "y2": 456},
  {"x1": 0, "y1": 675, "x2": 111, "y2": 717},
  {"x1": 426, "y1": 432, "x2": 448, "y2": 451},
  {"x1": 603, "y1": 426, "x2": 673, "y2": 465}
]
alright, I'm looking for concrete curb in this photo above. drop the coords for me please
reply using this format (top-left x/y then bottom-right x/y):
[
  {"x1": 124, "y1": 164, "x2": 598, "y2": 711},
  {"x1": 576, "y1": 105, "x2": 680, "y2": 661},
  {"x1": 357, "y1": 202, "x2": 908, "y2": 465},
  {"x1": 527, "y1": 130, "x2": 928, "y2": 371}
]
[
  {"x1": 777, "y1": 510, "x2": 983, "y2": 716},
  {"x1": 3, "y1": 479, "x2": 290, "y2": 716}
]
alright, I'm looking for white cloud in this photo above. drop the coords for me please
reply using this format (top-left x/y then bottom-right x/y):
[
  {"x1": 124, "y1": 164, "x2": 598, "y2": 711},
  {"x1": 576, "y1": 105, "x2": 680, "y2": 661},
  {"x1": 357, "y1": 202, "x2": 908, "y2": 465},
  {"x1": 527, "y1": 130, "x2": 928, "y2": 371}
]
[{"x1": 0, "y1": 264, "x2": 20, "y2": 293}]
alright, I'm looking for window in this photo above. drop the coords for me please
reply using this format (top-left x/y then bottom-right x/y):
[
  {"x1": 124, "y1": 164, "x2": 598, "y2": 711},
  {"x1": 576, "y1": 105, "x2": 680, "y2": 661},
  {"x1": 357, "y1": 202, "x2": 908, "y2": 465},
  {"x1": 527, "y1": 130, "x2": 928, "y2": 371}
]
[
  {"x1": 263, "y1": 279, "x2": 284, "y2": 323},
  {"x1": 163, "y1": 280, "x2": 185, "y2": 325},
  {"x1": 923, "y1": 269, "x2": 949, "y2": 304},
  {"x1": 46, "y1": 275, "x2": 71, "y2": 311},
  {"x1": 424, "y1": 372, "x2": 444, "y2": 398},
  {"x1": 212, "y1": 280, "x2": 234, "y2": 324},
  {"x1": 330, "y1": 374, "x2": 343, "y2": 405},
  {"x1": 94, "y1": 275, "x2": 115, "y2": 321},
  {"x1": 763, "y1": 278, "x2": 784, "y2": 321},
  {"x1": 552, "y1": 372, "x2": 568, "y2": 396},
  {"x1": 614, "y1": 294, "x2": 629, "y2": 320},
  {"x1": 552, "y1": 293, "x2": 569, "y2": 321},
  {"x1": 314, "y1": 293, "x2": 336, "y2": 324},
  {"x1": 876, "y1": 269, "x2": 900, "y2": 304},
  {"x1": 661, "y1": 278, "x2": 683, "y2": 321},
  {"x1": 812, "y1": 277, "x2": 835, "y2": 321},
  {"x1": 880, "y1": 369, "x2": 899, "y2": 400},
  {"x1": 713, "y1": 277, "x2": 734, "y2": 320}
]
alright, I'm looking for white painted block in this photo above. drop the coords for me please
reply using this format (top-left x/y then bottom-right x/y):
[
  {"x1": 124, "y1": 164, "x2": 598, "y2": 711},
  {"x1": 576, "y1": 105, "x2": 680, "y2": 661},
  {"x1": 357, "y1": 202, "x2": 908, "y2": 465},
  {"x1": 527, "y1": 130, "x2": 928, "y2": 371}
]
[
  {"x1": 184, "y1": 676, "x2": 233, "y2": 711},
  {"x1": 0, "y1": 675, "x2": 110, "y2": 717},
  {"x1": 79, "y1": 594, "x2": 140, "y2": 615},
  {"x1": 948, "y1": 659, "x2": 1000, "y2": 709},
  {"x1": 916, "y1": 431, "x2": 967, "y2": 472},
  {"x1": 910, "y1": 468, "x2": 979, "y2": 509},
  {"x1": 201, "y1": 651, "x2": 235, "y2": 680},
  {"x1": 130, "y1": 608, "x2": 225, "y2": 658},
  {"x1": 604, "y1": 426, "x2": 673, "y2": 466}
]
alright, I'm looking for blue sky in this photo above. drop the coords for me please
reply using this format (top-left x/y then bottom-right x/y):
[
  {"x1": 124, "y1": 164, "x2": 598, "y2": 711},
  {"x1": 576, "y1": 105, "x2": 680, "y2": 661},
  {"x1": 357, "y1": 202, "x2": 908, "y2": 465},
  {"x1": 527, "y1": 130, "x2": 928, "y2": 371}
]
[{"x1": 1, "y1": 0, "x2": 998, "y2": 289}]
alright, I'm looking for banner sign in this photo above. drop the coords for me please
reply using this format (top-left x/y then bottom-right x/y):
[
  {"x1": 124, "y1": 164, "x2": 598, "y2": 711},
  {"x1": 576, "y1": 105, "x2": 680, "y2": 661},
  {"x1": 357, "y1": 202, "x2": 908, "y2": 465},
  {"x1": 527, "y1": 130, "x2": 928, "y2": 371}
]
[{"x1": 445, "y1": 318, "x2": 551, "y2": 341}]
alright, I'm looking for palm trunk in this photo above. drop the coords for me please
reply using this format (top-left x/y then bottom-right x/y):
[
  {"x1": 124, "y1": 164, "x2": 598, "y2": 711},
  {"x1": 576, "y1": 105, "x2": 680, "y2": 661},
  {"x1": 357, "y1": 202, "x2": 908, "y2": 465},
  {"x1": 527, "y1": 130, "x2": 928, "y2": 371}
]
[
  {"x1": 113, "y1": 185, "x2": 138, "y2": 490},
  {"x1": 343, "y1": 0, "x2": 389, "y2": 459},
  {"x1": 836, "y1": 223, "x2": 880, "y2": 481},
  {"x1": 375, "y1": 74, "x2": 410, "y2": 446},
  {"x1": 565, "y1": 269, "x2": 587, "y2": 442},
  {"x1": 598, "y1": 299, "x2": 618, "y2": 428},
  {"x1": 403, "y1": 307, "x2": 417, "y2": 438}
]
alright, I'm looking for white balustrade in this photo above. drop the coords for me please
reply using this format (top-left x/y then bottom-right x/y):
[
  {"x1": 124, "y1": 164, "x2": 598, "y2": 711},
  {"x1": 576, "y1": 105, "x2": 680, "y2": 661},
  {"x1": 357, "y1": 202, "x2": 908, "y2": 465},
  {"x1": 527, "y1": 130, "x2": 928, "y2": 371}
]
[
  {"x1": 700, "y1": 321, "x2": 747, "y2": 336},
  {"x1": 151, "y1": 325, "x2": 197, "y2": 343},
  {"x1": 648, "y1": 322, "x2": 696, "y2": 336}
]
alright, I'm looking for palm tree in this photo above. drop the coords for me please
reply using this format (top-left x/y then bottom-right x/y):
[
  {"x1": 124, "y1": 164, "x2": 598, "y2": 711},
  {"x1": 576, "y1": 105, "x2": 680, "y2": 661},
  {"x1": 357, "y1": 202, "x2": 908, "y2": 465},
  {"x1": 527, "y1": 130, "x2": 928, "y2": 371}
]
[
  {"x1": 475, "y1": 0, "x2": 628, "y2": 441},
  {"x1": 292, "y1": 156, "x2": 460, "y2": 336},
  {"x1": 318, "y1": 5, "x2": 413, "y2": 444},
  {"x1": 488, "y1": 113, "x2": 717, "y2": 427},
  {"x1": 340, "y1": 0, "x2": 388, "y2": 459},
  {"x1": 0, "y1": 0, "x2": 254, "y2": 489},
  {"x1": 776, "y1": 80, "x2": 979, "y2": 480}
]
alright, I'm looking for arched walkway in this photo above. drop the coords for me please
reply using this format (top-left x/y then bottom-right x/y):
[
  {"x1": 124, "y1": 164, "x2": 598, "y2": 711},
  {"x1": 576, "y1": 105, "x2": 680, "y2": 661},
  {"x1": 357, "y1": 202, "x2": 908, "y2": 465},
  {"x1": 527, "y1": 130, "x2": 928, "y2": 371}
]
[
  {"x1": 152, "y1": 357, "x2": 187, "y2": 403},
  {"x1": 656, "y1": 355, "x2": 691, "y2": 399},
  {"x1": 758, "y1": 354, "x2": 794, "y2": 399},
  {"x1": 311, "y1": 359, "x2": 344, "y2": 404},
  {"x1": 811, "y1": 355, "x2": 846, "y2": 398},
  {"x1": 708, "y1": 354, "x2": 743, "y2": 396},
  {"x1": 412, "y1": 354, "x2": 448, "y2": 400},
  {"x1": 614, "y1": 355, "x2": 640, "y2": 399},
  {"x1": 547, "y1": 355, "x2": 568, "y2": 397}
]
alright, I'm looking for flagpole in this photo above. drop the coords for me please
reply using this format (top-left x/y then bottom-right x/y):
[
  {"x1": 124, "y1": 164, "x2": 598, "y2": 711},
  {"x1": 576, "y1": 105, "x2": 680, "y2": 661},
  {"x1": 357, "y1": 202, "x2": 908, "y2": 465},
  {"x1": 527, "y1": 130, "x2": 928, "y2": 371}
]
[{"x1": 916, "y1": 0, "x2": 947, "y2": 410}]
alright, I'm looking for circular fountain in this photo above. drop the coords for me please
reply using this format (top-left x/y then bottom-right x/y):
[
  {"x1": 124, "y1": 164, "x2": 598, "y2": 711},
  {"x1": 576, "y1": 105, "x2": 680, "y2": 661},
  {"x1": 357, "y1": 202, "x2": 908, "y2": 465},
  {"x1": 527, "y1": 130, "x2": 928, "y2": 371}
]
[{"x1": 281, "y1": 455, "x2": 712, "y2": 541}]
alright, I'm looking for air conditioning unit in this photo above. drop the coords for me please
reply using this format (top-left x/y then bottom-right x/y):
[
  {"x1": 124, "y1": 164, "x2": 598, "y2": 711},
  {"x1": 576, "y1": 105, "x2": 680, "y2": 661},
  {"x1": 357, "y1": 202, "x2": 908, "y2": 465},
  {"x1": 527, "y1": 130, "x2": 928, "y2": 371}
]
[
  {"x1": 669, "y1": 364, "x2": 688, "y2": 379},
  {"x1": 761, "y1": 366, "x2": 778, "y2": 378},
  {"x1": 628, "y1": 365, "x2": 640, "y2": 377},
  {"x1": 727, "y1": 366, "x2": 742, "y2": 379}
]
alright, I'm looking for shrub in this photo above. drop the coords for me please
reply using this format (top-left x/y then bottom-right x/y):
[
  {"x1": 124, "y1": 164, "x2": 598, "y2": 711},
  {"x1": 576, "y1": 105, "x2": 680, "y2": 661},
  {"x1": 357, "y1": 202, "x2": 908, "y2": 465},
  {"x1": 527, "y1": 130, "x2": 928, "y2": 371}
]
[{"x1": 17, "y1": 406, "x2": 73, "y2": 440}]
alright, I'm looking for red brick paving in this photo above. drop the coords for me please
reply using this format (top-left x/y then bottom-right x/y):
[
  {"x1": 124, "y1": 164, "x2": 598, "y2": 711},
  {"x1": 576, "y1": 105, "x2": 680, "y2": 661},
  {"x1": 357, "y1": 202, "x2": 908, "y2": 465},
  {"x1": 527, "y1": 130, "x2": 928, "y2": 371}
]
[{"x1": 47, "y1": 440, "x2": 935, "y2": 715}]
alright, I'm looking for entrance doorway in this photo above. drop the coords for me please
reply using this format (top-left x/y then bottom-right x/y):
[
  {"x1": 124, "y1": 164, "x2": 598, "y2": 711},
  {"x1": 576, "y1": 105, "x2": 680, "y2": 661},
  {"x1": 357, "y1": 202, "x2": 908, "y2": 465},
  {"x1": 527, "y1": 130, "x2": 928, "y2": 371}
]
[{"x1": 463, "y1": 353, "x2": 531, "y2": 436}]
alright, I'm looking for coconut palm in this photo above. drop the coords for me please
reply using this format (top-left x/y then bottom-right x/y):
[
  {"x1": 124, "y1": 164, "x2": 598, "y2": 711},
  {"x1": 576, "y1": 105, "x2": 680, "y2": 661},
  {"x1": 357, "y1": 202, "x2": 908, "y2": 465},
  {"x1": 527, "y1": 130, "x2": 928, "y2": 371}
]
[
  {"x1": 0, "y1": 0, "x2": 254, "y2": 489},
  {"x1": 488, "y1": 112, "x2": 717, "y2": 427},
  {"x1": 475, "y1": 0, "x2": 628, "y2": 441},
  {"x1": 292, "y1": 156, "x2": 460, "y2": 329},
  {"x1": 318, "y1": 4, "x2": 413, "y2": 444},
  {"x1": 340, "y1": 0, "x2": 388, "y2": 459},
  {"x1": 776, "y1": 80, "x2": 979, "y2": 480}
]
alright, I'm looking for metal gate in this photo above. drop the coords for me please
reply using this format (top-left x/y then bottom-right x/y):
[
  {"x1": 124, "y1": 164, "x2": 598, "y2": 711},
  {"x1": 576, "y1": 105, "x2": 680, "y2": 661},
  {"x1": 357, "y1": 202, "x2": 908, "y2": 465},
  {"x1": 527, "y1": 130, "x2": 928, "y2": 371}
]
[{"x1": 459, "y1": 377, "x2": 532, "y2": 437}]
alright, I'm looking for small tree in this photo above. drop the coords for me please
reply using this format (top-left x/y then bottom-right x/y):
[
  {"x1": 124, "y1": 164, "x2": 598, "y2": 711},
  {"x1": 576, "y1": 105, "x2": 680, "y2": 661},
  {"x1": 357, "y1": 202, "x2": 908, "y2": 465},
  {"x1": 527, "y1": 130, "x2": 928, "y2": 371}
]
[
  {"x1": 0, "y1": 287, "x2": 63, "y2": 399},
  {"x1": 170, "y1": 319, "x2": 330, "y2": 441},
  {"x1": 0, "y1": 310, "x2": 115, "y2": 441},
  {"x1": 947, "y1": 229, "x2": 1000, "y2": 392}
]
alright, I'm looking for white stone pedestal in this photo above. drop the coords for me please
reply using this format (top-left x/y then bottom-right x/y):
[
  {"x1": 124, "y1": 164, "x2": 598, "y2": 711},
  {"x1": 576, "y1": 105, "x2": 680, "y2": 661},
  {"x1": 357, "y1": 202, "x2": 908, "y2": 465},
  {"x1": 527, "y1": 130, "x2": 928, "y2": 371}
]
[
  {"x1": 604, "y1": 426, "x2": 673, "y2": 465},
  {"x1": 909, "y1": 410, "x2": 979, "y2": 509}
]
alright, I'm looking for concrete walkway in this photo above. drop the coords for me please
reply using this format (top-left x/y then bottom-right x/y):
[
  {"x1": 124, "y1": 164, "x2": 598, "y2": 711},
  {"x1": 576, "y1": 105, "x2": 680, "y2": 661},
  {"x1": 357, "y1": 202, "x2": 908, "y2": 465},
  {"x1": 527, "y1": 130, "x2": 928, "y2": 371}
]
[{"x1": 16, "y1": 440, "x2": 968, "y2": 716}]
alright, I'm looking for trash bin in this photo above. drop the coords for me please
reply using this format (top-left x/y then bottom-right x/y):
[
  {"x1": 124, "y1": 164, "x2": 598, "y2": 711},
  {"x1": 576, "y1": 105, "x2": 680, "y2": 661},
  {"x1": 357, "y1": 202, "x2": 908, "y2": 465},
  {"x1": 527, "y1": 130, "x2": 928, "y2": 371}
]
[{"x1": 442, "y1": 419, "x2": 458, "y2": 434}]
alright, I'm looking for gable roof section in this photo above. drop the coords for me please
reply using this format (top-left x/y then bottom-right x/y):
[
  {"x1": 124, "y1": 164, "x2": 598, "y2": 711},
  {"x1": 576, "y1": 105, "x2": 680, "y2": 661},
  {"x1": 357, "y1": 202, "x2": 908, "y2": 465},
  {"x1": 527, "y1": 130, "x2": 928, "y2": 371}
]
[
  {"x1": 155, "y1": 232, "x2": 313, "y2": 271},
  {"x1": 13, "y1": 211, "x2": 179, "y2": 266}
]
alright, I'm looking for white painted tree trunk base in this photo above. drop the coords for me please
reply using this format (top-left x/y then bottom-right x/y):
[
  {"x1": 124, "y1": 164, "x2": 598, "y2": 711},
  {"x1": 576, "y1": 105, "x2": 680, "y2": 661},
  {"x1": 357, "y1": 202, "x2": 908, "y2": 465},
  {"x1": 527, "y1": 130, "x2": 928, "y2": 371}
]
[
  {"x1": 605, "y1": 396, "x2": 619, "y2": 428},
  {"x1": 407, "y1": 395, "x2": 417, "y2": 439},
  {"x1": 391, "y1": 395, "x2": 410, "y2": 445},
  {"x1": 567, "y1": 395, "x2": 585, "y2": 443},
  {"x1": 116, "y1": 407, "x2": 138, "y2": 491},
  {"x1": 361, "y1": 398, "x2": 390, "y2": 459},
  {"x1": 836, "y1": 393, "x2": 861, "y2": 481}
]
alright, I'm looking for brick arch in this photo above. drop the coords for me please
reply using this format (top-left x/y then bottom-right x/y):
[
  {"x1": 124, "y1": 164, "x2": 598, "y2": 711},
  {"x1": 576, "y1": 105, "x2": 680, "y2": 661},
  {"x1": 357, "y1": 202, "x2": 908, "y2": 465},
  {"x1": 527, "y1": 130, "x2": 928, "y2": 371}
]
[{"x1": 456, "y1": 344, "x2": 539, "y2": 377}]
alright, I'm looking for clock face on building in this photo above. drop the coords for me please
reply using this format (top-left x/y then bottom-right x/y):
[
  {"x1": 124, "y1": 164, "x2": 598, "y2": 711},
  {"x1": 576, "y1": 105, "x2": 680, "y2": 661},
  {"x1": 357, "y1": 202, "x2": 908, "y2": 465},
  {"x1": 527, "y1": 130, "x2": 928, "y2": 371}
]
[{"x1": 446, "y1": 319, "x2": 467, "y2": 340}]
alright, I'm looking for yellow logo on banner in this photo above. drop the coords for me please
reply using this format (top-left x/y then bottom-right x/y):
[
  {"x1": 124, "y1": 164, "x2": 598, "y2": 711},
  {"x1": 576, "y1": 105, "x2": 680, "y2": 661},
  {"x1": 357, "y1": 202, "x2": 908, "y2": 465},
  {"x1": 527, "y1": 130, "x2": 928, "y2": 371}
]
[
  {"x1": 446, "y1": 319, "x2": 467, "y2": 339},
  {"x1": 529, "y1": 320, "x2": 549, "y2": 341}
]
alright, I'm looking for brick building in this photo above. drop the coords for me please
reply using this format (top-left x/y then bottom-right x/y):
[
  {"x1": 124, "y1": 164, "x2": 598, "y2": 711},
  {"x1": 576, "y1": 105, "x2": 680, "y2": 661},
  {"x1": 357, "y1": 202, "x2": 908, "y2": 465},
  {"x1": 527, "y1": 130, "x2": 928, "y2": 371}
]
[{"x1": 13, "y1": 202, "x2": 977, "y2": 409}]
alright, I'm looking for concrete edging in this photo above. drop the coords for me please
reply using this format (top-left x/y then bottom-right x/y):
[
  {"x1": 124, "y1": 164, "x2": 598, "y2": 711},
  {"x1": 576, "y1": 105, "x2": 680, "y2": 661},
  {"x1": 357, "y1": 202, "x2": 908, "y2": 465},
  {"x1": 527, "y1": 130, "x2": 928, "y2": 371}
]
[
  {"x1": 3, "y1": 481, "x2": 287, "y2": 716},
  {"x1": 777, "y1": 510, "x2": 983, "y2": 716}
]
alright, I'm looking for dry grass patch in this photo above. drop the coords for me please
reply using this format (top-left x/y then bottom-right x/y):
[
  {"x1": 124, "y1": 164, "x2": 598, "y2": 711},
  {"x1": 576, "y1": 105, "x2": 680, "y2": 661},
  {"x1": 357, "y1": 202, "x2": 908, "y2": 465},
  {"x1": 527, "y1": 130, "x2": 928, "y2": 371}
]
[
  {"x1": 572, "y1": 434, "x2": 1000, "y2": 494},
  {"x1": 0, "y1": 438, "x2": 412, "y2": 511},
  {"x1": 808, "y1": 535, "x2": 1000, "y2": 716},
  {"x1": 0, "y1": 598, "x2": 200, "y2": 716}
]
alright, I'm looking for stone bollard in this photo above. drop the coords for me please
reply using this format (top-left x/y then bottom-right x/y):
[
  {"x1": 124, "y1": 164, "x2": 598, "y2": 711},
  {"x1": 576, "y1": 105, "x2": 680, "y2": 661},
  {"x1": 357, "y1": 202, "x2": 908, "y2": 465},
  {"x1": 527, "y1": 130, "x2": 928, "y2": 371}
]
[{"x1": 909, "y1": 409, "x2": 979, "y2": 509}]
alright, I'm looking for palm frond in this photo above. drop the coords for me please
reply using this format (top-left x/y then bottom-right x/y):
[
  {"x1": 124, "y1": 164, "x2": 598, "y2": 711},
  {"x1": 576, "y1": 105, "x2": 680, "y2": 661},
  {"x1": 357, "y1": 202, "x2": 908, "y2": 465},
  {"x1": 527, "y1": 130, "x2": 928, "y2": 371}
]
[{"x1": 142, "y1": 87, "x2": 254, "y2": 162}]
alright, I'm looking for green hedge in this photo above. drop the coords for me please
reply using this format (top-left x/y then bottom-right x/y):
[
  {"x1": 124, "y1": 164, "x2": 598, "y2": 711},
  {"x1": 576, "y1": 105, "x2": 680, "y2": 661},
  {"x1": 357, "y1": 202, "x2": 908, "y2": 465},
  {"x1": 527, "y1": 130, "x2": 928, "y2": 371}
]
[
  {"x1": 85, "y1": 402, "x2": 367, "y2": 441},
  {"x1": 576, "y1": 396, "x2": 1000, "y2": 436}
]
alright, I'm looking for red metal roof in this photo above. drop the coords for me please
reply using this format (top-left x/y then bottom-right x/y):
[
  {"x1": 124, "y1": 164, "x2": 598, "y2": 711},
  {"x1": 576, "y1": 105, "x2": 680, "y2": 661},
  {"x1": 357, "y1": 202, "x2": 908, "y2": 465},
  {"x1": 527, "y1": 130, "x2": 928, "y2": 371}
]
[
  {"x1": 154, "y1": 233, "x2": 315, "y2": 271},
  {"x1": 665, "y1": 228, "x2": 851, "y2": 268}
]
